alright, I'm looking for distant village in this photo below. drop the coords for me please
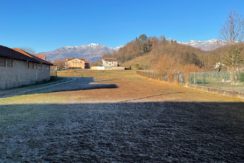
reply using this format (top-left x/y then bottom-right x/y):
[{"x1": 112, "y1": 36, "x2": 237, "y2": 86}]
[
  {"x1": 0, "y1": 45, "x2": 125, "y2": 90},
  {"x1": 64, "y1": 57, "x2": 125, "y2": 71}
]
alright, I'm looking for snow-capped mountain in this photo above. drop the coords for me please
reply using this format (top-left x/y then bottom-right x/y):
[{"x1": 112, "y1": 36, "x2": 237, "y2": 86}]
[
  {"x1": 40, "y1": 39, "x2": 226, "y2": 62},
  {"x1": 181, "y1": 39, "x2": 227, "y2": 51},
  {"x1": 41, "y1": 43, "x2": 118, "y2": 62}
]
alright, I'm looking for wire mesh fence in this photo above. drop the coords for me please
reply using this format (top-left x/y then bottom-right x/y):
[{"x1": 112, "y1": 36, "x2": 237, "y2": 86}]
[
  {"x1": 137, "y1": 70, "x2": 185, "y2": 84},
  {"x1": 189, "y1": 72, "x2": 230, "y2": 84},
  {"x1": 137, "y1": 70, "x2": 244, "y2": 97},
  {"x1": 189, "y1": 71, "x2": 244, "y2": 95}
]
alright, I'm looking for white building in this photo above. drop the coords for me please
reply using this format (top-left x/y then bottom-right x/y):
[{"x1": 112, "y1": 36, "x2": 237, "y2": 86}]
[
  {"x1": 102, "y1": 58, "x2": 119, "y2": 67},
  {"x1": 0, "y1": 45, "x2": 53, "y2": 89}
]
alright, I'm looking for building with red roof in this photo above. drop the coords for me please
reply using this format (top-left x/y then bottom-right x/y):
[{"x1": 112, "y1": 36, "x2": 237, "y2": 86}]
[{"x1": 0, "y1": 45, "x2": 53, "y2": 89}]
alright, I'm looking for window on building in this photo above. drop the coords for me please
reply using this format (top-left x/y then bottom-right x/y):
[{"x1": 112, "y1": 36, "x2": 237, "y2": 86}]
[{"x1": 0, "y1": 57, "x2": 6, "y2": 67}]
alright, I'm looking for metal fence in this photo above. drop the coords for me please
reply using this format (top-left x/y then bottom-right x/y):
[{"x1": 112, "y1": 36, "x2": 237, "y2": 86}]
[
  {"x1": 137, "y1": 70, "x2": 185, "y2": 84},
  {"x1": 189, "y1": 71, "x2": 244, "y2": 95},
  {"x1": 137, "y1": 70, "x2": 244, "y2": 97},
  {"x1": 189, "y1": 71, "x2": 244, "y2": 83},
  {"x1": 189, "y1": 72, "x2": 231, "y2": 84}
]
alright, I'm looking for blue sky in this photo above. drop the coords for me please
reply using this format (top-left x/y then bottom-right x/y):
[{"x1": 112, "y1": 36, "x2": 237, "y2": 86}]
[{"x1": 0, "y1": 0, "x2": 243, "y2": 52}]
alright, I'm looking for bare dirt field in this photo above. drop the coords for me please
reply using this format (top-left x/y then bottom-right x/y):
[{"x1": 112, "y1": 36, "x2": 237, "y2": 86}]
[
  {"x1": 0, "y1": 70, "x2": 244, "y2": 162},
  {"x1": 0, "y1": 70, "x2": 242, "y2": 104}
]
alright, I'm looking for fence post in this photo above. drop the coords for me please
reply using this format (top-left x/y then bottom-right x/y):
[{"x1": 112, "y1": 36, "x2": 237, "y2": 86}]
[{"x1": 193, "y1": 72, "x2": 196, "y2": 84}]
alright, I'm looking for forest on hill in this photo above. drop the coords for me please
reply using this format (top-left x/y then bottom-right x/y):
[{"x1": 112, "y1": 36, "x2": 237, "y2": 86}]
[
  {"x1": 104, "y1": 34, "x2": 244, "y2": 77},
  {"x1": 104, "y1": 12, "x2": 244, "y2": 83}
]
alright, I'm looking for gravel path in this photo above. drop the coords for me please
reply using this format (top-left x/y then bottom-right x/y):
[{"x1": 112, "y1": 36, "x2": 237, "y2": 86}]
[{"x1": 0, "y1": 102, "x2": 244, "y2": 162}]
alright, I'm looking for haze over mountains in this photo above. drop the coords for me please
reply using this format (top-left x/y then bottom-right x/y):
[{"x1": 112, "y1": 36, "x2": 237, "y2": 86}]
[{"x1": 40, "y1": 39, "x2": 227, "y2": 62}]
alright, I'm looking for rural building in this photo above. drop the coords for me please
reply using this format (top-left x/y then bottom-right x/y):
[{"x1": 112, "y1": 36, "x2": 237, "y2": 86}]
[
  {"x1": 91, "y1": 58, "x2": 125, "y2": 70},
  {"x1": 65, "y1": 58, "x2": 90, "y2": 69},
  {"x1": 102, "y1": 58, "x2": 119, "y2": 67},
  {"x1": 0, "y1": 45, "x2": 53, "y2": 89}
]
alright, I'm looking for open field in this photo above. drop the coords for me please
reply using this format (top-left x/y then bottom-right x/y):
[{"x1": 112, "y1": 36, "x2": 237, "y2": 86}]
[
  {"x1": 0, "y1": 70, "x2": 244, "y2": 162},
  {"x1": 0, "y1": 70, "x2": 242, "y2": 104}
]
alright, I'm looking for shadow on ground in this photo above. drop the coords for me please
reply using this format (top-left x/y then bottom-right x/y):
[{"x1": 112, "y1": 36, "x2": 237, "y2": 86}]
[
  {"x1": 0, "y1": 102, "x2": 244, "y2": 162},
  {"x1": 0, "y1": 77, "x2": 118, "y2": 98}
]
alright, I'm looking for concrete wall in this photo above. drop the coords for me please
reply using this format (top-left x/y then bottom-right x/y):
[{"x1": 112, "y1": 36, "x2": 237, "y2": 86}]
[
  {"x1": 91, "y1": 66, "x2": 125, "y2": 70},
  {"x1": 91, "y1": 66, "x2": 106, "y2": 70},
  {"x1": 0, "y1": 59, "x2": 50, "y2": 89}
]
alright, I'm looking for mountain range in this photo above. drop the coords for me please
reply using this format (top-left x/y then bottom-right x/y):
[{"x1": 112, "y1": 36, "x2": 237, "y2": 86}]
[
  {"x1": 40, "y1": 39, "x2": 227, "y2": 62},
  {"x1": 41, "y1": 43, "x2": 118, "y2": 62},
  {"x1": 181, "y1": 39, "x2": 227, "y2": 51}
]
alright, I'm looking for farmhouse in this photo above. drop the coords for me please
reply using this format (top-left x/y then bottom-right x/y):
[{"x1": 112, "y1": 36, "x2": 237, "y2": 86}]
[
  {"x1": 0, "y1": 45, "x2": 53, "y2": 89},
  {"x1": 102, "y1": 58, "x2": 119, "y2": 67},
  {"x1": 65, "y1": 58, "x2": 90, "y2": 69}
]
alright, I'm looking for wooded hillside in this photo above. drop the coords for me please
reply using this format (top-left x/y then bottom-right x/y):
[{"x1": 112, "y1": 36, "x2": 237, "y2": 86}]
[{"x1": 104, "y1": 35, "x2": 244, "y2": 76}]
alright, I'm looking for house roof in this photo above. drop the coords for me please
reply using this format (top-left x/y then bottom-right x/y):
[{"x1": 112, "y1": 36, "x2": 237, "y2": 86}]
[
  {"x1": 0, "y1": 45, "x2": 52, "y2": 65},
  {"x1": 13, "y1": 48, "x2": 53, "y2": 65}
]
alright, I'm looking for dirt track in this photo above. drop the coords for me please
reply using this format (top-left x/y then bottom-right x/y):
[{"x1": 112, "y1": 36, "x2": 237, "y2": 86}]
[{"x1": 0, "y1": 70, "x2": 244, "y2": 162}]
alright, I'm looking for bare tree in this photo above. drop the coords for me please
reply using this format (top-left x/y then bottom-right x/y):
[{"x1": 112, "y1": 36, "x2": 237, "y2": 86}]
[
  {"x1": 224, "y1": 47, "x2": 243, "y2": 83},
  {"x1": 221, "y1": 11, "x2": 244, "y2": 43},
  {"x1": 220, "y1": 12, "x2": 244, "y2": 84}
]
